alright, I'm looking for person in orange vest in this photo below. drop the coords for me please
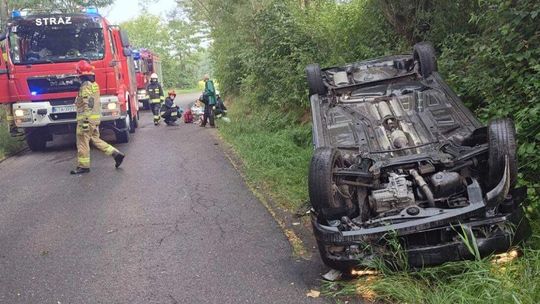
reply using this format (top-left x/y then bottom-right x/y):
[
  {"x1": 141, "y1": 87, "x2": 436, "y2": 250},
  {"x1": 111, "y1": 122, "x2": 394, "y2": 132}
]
[{"x1": 70, "y1": 60, "x2": 125, "y2": 175}]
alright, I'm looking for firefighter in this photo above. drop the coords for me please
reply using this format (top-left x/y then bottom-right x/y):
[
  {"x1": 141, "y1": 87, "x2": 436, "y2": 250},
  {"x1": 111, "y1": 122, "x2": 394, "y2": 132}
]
[
  {"x1": 70, "y1": 60, "x2": 125, "y2": 175},
  {"x1": 146, "y1": 73, "x2": 164, "y2": 125},
  {"x1": 201, "y1": 74, "x2": 216, "y2": 128},
  {"x1": 160, "y1": 90, "x2": 182, "y2": 126}
]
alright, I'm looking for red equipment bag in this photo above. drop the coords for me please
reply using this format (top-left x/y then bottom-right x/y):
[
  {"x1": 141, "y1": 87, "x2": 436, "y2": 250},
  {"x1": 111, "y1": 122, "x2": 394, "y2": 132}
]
[{"x1": 184, "y1": 108, "x2": 194, "y2": 123}]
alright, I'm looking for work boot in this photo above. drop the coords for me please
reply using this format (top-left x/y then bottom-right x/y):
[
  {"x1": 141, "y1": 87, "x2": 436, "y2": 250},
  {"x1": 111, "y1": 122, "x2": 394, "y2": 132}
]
[
  {"x1": 113, "y1": 151, "x2": 125, "y2": 168},
  {"x1": 70, "y1": 167, "x2": 90, "y2": 175}
]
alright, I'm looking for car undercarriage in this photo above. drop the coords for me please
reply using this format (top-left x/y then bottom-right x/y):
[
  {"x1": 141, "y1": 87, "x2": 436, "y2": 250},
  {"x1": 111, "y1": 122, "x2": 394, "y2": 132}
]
[{"x1": 306, "y1": 42, "x2": 530, "y2": 271}]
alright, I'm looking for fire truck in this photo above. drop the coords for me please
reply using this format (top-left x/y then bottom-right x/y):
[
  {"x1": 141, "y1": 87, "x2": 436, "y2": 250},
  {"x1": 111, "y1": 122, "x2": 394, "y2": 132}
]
[
  {"x1": 0, "y1": 8, "x2": 140, "y2": 151},
  {"x1": 133, "y1": 48, "x2": 162, "y2": 110}
]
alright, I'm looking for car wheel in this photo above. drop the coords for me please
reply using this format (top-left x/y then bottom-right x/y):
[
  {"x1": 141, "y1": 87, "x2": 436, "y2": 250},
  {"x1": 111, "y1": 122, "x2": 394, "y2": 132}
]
[
  {"x1": 487, "y1": 118, "x2": 518, "y2": 189},
  {"x1": 309, "y1": 147, "x2": 355, "y2": 221},
  {"x1": 306, "y1": 64, "x2": 327, "y2": 96},
  {"x1": 413, "y1": 42, "x2": 437, "y2": 78}
]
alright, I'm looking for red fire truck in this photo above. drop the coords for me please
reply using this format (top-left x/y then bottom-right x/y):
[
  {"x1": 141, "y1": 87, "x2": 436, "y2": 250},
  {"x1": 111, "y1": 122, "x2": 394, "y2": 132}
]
[
  {"x1": 133, "y1": 48, "x2": 162, "y2": 110},
  {"x1": 0, "y1": 8, "x2": 140, "y2": 151}
]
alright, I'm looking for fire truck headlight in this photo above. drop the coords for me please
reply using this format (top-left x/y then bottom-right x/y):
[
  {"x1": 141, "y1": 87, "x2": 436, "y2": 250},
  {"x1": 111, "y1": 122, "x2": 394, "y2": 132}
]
[
  {"x1": 14, "y1": 109, "x2": 27, "y2": 117},
  {"x1": 107, "y1": 102, "x2": 117, "y2": 110}
]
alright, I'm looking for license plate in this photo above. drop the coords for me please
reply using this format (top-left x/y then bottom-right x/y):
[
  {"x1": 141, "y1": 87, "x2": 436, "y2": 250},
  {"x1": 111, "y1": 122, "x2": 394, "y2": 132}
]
[{"x1": 52, "y1": 105, "x2": 76, "y2": 113}]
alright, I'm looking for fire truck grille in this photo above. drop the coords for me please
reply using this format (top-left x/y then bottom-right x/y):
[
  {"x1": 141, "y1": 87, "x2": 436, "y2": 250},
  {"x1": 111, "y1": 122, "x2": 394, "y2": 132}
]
[{"x1": 28, "y1": 75, "x2": 81, "y2": 94}]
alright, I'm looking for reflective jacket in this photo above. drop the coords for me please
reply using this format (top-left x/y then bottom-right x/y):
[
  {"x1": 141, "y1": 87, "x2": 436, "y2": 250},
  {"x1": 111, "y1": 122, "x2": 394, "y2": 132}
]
[
  {"x1": 147, "y1": 81, "x2": 164, "y2": 104},
  {"x1": 75, "y1": 81, "x2": 101, "y2": 124}
]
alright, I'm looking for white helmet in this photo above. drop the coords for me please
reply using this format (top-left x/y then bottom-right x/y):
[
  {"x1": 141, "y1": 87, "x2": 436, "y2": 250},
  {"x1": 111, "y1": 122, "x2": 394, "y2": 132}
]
[{"x1": 150, "y1": 73, "x2": 158, "y2": 80}]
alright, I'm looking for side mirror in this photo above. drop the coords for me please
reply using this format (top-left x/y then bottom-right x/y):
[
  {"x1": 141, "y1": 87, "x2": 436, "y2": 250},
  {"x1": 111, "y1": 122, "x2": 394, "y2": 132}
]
[
  {"x1": 0, "y1": 33, "x2": 6, "y2": 41},
  {"x1": 123, "y1": 47, "x2": 131, "y2": 57},
  {"x1": 119, "y1": 29, "x2": 130, "y2": 48}
]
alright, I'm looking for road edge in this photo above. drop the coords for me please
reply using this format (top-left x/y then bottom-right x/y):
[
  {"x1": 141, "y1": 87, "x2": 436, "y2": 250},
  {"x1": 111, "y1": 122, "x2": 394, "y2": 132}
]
[
  {"x1": 211, "y1": 130, "x2": 315, "y2": 260},
  {"x1": 0, "y1": 147, "x2": 28, "y2": 165}
]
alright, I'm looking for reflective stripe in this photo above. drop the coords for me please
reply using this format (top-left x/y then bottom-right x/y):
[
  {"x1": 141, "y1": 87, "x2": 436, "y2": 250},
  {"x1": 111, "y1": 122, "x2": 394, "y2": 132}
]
[
  {"x1": 78, "y1": 157, "x2": 90, "y2": 166},
  {"x1": 6, "y1": 115, "x2": 14, "y2": 121},
  {"x1": 151, "y1": 99, "x2": 161, "y2": 104},
  {"x1": 89, "y1": 114, "x2": 101, "y2": 120},
  {"x1": 104, "y1": 145, "x2": 116, "y2": 156}
]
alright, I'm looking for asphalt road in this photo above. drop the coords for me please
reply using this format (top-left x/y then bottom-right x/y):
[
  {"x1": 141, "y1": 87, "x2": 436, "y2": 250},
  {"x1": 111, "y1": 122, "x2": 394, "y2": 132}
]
[{"x1": 0, "y1": 93, "x2": 326, "y2": 303}]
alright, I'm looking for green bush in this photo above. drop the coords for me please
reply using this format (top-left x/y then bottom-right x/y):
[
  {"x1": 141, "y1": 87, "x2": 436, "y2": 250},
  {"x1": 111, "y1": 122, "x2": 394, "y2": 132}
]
[{"x1": 0, "y1": 107, "x2": 25, "y2": 159}]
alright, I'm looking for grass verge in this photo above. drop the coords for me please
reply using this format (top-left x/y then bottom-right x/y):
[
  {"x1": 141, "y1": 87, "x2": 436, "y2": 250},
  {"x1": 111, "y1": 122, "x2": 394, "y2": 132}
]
[
  {"x1": 218, "y1": 97, "x2": 312, "y2": 211},
  {"x1": 0, "y1": 107, "x2": 25, "y2": 160}
]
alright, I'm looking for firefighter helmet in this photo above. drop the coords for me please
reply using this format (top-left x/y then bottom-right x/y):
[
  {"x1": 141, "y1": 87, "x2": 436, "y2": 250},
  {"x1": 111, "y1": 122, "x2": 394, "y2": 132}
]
[
  {"x1": 76, "y1": 60, "x2": 95, "y2": 75},
  {"x1": 168, "y1": 90, "x2": 176, "y2": 96},
  {"x1": 150, "y1": 73, "x2": 159, "y2": 80}
]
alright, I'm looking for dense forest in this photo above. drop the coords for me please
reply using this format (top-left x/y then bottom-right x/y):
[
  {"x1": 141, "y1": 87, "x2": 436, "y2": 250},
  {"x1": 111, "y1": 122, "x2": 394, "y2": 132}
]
[{"x1": 178, "y1": 0, "x2": 540, "y2": 211}]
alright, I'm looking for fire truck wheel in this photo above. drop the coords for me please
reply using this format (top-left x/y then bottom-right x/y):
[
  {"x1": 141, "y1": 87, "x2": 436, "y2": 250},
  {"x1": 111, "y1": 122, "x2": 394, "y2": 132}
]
[
  {"x1": 142, "y1": 100, "x2": 150, "y2": 110},
  {"x1": 129, "y1": 114, "x2": 136, "y2": 134},
  {"x1": 115, "y1": 118, "x2": 130, "y2": 144},
  {"x1": 26, "y1": 129, "x2": 48, "y2": 151}
]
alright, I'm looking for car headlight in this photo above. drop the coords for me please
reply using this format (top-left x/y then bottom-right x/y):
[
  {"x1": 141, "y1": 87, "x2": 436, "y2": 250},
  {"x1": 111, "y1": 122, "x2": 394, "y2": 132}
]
[{"x1": 107, "y1": 102, "x2": 117, "y2": 110}]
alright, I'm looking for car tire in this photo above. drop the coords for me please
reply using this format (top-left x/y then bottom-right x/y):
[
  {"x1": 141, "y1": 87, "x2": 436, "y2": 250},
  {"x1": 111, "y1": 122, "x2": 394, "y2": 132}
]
[
  {"x1": 26, "y1": 129, "x2": 48, "y2": 151},
  {"x1": 306, "y1": 64, "x2": 327, "y2": 96},
  {"x1": 487, "y1": 118, "x2": 518, "y2": 190},
  {"x1": 115, "y1": 117, "x2": 130, "y2": 144},
  {"x1": 309, "y1": 147, "x2": 355, "y2": 221},
  {"x1": 413, "y1": 42, "x2": 437, "y2": 78}
]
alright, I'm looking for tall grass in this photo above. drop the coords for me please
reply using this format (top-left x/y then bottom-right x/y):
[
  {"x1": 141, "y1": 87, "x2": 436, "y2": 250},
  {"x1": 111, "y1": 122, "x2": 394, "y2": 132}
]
[
  {"x1": 0, "y1": 107, "x2": 25, "y2": 159},
  {"x1": 218, "y1": 98, "x2": 312, "y2": 211},
  {"x1": 323, "y1": 226, "x2": 540, "y2": 304}
]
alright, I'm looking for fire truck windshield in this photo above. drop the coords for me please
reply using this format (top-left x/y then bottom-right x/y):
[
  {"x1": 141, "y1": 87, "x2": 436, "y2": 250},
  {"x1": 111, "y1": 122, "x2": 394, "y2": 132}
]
[{"x1": 8, "y1": 16, "x2": 105, "y2": 65}]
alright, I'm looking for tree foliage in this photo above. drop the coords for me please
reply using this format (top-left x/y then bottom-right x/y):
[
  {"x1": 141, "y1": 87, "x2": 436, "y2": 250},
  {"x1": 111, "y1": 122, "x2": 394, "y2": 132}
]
[{"x1": 120, "y1": 11, "x2": 209, "y2": 88}]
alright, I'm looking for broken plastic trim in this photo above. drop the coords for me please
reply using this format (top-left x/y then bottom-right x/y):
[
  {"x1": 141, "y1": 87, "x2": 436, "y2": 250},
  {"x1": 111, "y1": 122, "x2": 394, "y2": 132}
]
[{"x1": 486, "y1": 156, "x2": 511, "y2": 207}]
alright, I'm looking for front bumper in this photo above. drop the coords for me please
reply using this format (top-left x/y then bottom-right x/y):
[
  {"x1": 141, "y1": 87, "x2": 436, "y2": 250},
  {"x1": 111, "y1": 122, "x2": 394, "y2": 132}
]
[
  {"x1": 313, "y1": 205, "x2": 530, "y2": 270},
  {"x1": 13, "y1": 96, "x2": 123, "y2": 128}
]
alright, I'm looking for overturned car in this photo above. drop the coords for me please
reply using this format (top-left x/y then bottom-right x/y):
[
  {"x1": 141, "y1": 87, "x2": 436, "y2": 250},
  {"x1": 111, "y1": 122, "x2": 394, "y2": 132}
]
[{"x1": 307, "y1": 42, "x2": 530, "y2": 271}]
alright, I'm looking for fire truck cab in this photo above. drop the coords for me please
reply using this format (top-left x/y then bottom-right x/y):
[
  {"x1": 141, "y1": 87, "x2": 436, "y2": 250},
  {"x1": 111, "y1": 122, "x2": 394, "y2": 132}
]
[{"x1": 0, "y1": 9, "x2": 139, "y2": 151}]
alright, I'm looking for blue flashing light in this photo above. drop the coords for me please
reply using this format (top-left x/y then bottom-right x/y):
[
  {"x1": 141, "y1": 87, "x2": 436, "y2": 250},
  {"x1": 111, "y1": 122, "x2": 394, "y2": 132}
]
[
  {"x1": 86, "y1": 7, "x2": 99, "y2": 15},
  {"x1": 31, "y1": 91, "x2": 37, "y2": 96},
  {"x1": 11, "y1": 10, "x2": 22, "y2": 19}
]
